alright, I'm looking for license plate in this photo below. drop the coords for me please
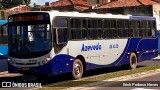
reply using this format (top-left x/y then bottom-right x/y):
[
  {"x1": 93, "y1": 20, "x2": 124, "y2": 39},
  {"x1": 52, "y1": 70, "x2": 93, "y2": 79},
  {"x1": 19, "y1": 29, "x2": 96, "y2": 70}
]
[{"x1": 21, "y1": 67, "x2": 30, "y2": 71}]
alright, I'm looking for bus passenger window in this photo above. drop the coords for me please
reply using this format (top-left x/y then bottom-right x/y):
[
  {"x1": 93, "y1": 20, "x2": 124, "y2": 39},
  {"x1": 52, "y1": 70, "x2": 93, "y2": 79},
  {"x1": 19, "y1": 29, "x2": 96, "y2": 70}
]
[
  {"x1": 71, "y1": 29, "x2": 82, "y2": 39},
  {"x1": 139, "y1": 30, "x2": 143, "y2": 37},
  {"x1": 151, "y1": 21, "x2": 156, "y2": 37},
  {"x1": 57, "y1": 28, "x2": 68, "y2": 44},
  {"x1": 113, "y1": 29, "x2": 117, "y2": 38},
  {"x1": 82, "y1": 20, "x2": 87, "y2": 28},
  {"x1": 53, "y1": 17, "x2": 68, "y2": 44},
  {"x1": 89, "y1": 29, "x2": 98, "y2": 39},
  {"x1": 82, "y1": 29, "x2": 87, "y2": 39},
  {"x1": 152, "y1": 29, "x2": 155, "y2": 37},
  {"x1": 54, "y1": 18, "x2": 68, "y2": 27},
  {"x1": 71, "y1": 19, "x2": 81, "y2": 28},
  {"x1": 98, "y1": 30, "x2": 103, "y2": 39}
]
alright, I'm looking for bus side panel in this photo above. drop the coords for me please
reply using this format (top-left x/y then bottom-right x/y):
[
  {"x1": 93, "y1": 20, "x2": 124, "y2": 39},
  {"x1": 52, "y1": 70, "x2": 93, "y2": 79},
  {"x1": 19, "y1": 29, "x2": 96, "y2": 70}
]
[
  {"x1": 0, "y1": 45, "x2": 8, "y2": 59},
  {"x1": 136, "y1": 38, "x2": 158, "y2": 61},
  {"x1": 108, "y1": 38, "x2": 157, "y2": 66},
  {"x1": 52, "y1": 54, "x2": 74, "y2": 75},
  {"x1": 104, "y1": 38, "x2": 138, "y2": 67}
]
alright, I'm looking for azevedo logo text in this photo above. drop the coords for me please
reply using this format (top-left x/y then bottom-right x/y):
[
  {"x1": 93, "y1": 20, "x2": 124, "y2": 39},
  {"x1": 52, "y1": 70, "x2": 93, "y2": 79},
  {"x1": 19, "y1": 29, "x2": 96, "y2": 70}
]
[{"x1": 81, "y1": 43, "x2": 102, "y2": 52}]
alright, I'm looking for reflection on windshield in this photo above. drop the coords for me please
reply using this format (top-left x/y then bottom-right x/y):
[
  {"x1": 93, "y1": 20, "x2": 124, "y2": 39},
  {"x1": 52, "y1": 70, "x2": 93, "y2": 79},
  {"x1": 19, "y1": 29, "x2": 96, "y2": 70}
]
[
  {"x1": 8, "y1": 24, "x2": 51, "y2": 53},
  {"x1": 0, "y1": 24, "x2": 8, "y2": 45}
]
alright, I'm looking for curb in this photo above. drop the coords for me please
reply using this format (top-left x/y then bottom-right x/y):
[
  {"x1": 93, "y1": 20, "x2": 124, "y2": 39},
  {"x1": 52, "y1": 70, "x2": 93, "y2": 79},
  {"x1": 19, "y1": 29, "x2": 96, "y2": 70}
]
[
  {"x1": 0, "y1": 71, "x2": 8, "y2": 75},
  {"x1": 0, "y1": 71, "x2": 21, "y2": 77}
]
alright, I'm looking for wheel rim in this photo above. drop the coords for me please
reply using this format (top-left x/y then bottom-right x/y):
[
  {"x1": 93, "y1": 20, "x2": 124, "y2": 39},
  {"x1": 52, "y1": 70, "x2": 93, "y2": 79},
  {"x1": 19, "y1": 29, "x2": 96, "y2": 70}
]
[
  {"x1": 131, "y1": 56, "x2": 136, "y2": 67},
  {"x1": 74, "y1": 62, "x2": 82, "y2": 77}
]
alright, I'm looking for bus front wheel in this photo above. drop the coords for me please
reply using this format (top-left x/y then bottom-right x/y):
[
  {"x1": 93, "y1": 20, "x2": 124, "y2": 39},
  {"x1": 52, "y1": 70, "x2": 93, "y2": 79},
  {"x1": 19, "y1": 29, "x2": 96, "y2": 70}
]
[
  {"x1": 130, "y1": 53, "x2": 138, "y2": 69},
  {"x1": 72, "y1": 59, "x2": 83, "y2": 80}
]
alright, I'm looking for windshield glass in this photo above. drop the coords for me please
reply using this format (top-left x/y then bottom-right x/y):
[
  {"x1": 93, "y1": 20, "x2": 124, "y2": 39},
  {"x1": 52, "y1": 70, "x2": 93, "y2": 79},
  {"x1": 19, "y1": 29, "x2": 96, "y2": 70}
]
[
  {"x1": 0, "y1": 24, "x2": 8, "y2": 45},
  {"x1": 8, "y1": 24, "x2": 52, "y2": 53}
]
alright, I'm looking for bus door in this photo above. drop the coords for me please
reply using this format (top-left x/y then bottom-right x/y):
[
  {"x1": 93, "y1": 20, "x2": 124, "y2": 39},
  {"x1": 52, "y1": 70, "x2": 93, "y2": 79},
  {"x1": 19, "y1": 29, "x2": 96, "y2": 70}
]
[
  {"x1": 88, "y1": 40, "x2": 103, "y2": 69},
  {"x1": 103, "y1": 39, "x2": 119, "y2": 65},
  {"x1": 88, "y1": 27, "x2": 103, "y2": 69}
]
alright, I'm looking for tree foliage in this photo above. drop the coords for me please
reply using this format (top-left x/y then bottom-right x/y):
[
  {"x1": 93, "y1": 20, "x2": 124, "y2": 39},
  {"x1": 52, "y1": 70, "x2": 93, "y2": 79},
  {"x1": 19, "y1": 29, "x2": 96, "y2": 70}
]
[
  {"x1": 0, "y1": 0, "x2": 31, "y2": 9},
  {"x1": 33, "y1": 3, "x2": 36, "y2": 7},
  {"x1": 24, "y1": 0, "x2": 31, "y2": 6}
]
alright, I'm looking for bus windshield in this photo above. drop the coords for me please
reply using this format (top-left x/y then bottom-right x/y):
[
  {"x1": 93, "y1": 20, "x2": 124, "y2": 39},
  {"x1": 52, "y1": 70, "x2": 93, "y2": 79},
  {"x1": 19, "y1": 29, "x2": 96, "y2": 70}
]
[{"x1": 8, "y1": 24, "x2": 52, "y2": 53}]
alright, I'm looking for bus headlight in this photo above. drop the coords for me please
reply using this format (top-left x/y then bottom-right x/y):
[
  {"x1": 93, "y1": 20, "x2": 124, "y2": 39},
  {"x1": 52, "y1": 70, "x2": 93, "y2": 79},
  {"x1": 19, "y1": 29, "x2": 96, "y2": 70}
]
[
  {"x1": 8, "y1": 56, "x2": 11, "y2": 61},
  {"x1": 46, "y1": 57, "x2": 51, "y2": 61},
  {"x1": 8, "y1": 58, "x2": 10, "y2": 61},
  {"x1": 38, "y1": 57, "x2": 52, "y2": 66}
]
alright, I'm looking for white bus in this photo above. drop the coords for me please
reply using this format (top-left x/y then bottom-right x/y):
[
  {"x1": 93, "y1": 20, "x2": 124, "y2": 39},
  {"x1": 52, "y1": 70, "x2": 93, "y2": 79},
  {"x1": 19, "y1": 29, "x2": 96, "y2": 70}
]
[{"x1": 8, "y1": 11, "x2": 158, "y2": 79}]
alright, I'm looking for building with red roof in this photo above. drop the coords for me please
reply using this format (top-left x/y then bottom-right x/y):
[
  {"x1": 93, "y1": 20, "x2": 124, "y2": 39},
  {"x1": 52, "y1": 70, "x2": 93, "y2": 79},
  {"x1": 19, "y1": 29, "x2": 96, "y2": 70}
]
[
  {"x1": 33, "y1": 0, "x2": 94, "y2": 11},
  {"x1": 87, "y1": 0, "x2": 160, "y2": 30},
  {"x1": 86, "y1": 0, "x2": 160, "y2": 15},
  {"x1": 50, "y1": 0, "x2": 94, "y2": 11},
  {"x1": 98, "y1": 0, "x2": 159, "y2": 9},
  {"x1": 5, "y1": 5, "x2": 30, "y2": 13}
]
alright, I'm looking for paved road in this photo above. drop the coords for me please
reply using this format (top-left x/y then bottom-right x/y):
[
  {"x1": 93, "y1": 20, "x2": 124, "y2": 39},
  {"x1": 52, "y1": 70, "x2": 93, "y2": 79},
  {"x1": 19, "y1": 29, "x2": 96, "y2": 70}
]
[
  {"x1": 91, "y1": 73, "x2": 160, "y2": 90},
  {"x1": 138, "y1": 59, "x2": 160, "y2": 67}
]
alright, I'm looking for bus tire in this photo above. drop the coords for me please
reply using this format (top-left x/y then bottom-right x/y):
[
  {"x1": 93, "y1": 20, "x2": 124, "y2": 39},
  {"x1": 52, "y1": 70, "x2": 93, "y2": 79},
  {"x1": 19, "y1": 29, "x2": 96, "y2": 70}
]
[
  {"x1": 130, "y1": 53, "x2": 138, "y2": 69},
  {"x1": 72, "y1": 59, "x2": 83, "y2": 80}
]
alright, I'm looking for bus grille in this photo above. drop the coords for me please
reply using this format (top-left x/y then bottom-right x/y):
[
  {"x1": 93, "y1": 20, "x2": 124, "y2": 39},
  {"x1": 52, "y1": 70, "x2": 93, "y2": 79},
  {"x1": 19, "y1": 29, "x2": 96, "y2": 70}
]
[{"x1": 15, "y1": 63, "x2": 36, "y2": 65}]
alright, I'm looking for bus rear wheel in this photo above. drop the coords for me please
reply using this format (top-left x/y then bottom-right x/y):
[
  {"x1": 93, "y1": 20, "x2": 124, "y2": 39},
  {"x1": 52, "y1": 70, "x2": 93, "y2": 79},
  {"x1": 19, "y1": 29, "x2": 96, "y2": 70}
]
[
  {"x1": 72, "y1": 59, "x2": 83, "y2": 80},
  {"x1": 130, "y1": 53, "x2": 138, "y2": 69}
]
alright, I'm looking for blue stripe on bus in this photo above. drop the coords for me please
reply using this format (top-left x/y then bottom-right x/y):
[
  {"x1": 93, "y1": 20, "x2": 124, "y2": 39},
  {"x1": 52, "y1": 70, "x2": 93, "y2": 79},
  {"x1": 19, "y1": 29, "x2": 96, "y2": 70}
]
[
  {"x1": 86, "y1": 38, "x2": 158, "y2": 69},
  {"x1": 0, "y1": 45, "x2": 8, "y2": 59},
  {"x1": 130, "y1": 16, "x2": 156, "y2": 20}
]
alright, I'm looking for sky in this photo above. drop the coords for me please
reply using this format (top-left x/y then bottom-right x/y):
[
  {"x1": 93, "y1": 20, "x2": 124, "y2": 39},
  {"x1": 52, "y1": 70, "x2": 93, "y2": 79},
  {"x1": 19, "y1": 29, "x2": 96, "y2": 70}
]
[{"x1": 31, "y1": 0, "x2": 58, "y2": 5}]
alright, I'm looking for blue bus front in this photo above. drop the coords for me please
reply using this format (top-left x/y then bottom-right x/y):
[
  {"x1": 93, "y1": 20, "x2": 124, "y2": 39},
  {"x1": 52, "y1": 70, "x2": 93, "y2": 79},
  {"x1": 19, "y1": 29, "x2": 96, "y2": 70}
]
[{"x1": 8, "y1": 12, "x2": 54, "y2": 76}]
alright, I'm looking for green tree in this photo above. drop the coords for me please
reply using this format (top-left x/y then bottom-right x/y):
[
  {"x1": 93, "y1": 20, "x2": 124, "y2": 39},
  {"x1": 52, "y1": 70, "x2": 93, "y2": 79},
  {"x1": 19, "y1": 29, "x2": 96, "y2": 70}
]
[
  {"x1": 24, "y1": 0, "x2": 31, "y2": 6},
  {"x1": 0, "y1": 0, "x2": 23, "y2": 9},
  {"x1": 0, "y1": 0, "x2": 31, "y2": 9},
  {"x1": 33, "y1": 3, "x2": 36, "y2": 7}
]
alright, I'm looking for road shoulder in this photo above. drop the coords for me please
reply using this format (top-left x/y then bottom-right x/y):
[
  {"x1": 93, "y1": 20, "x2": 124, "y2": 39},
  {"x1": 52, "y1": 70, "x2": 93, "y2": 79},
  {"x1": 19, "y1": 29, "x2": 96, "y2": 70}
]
[{"x1": 64, "y1": 69, "x2": 160, "y2": 90}]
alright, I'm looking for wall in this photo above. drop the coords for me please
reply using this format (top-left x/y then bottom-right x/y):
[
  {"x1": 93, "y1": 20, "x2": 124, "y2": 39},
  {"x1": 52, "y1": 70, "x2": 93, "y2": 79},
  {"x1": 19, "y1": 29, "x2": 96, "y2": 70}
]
[
  {"x1": 87, "y1": 0, "x2": 98, "y2": 4},
  {"x1": 153, "y1": 4, "x2": 160, "y2": 30},
  {"x1": 0, "y1": 10, "x2": 10, "y2": 20},
  {"x1": 87, "y1": 0, "x2": 107, "y2": 4}
]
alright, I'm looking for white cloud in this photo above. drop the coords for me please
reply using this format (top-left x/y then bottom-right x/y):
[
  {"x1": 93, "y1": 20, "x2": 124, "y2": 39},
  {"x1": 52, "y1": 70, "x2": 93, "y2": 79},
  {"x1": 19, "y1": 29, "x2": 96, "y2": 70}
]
[{"x1": 31, "y1": 0, "x2": 58, "y2": 5}]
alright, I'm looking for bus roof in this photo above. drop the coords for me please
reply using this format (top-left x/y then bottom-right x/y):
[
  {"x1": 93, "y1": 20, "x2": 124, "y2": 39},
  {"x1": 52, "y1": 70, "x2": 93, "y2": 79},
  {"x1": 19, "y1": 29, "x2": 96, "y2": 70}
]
[
  {"x1": 9, "y1": 11, "x2": 131, "y2": 20},
  {"x1": 130, "y1": 16, "x2": 156, "y2": 20},
  {"x1": 48, "y1": 11, "x2": 131, "y2": 19},
  {"x1": 8, "y1": 11, "x2": 156, "y2": 21}
]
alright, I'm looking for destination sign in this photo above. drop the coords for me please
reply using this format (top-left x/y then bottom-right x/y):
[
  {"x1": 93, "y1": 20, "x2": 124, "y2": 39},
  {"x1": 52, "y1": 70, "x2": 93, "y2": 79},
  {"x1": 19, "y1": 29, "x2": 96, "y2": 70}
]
[{"x1": 13, "y1": 15, "x2": 44, "y2": 22}]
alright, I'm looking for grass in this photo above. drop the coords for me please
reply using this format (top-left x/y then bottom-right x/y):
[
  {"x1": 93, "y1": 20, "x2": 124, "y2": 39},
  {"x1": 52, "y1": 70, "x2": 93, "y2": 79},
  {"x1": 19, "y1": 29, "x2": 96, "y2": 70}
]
[{"x1": 36, "y1": 65, "x2": 160, "y2": 90}]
